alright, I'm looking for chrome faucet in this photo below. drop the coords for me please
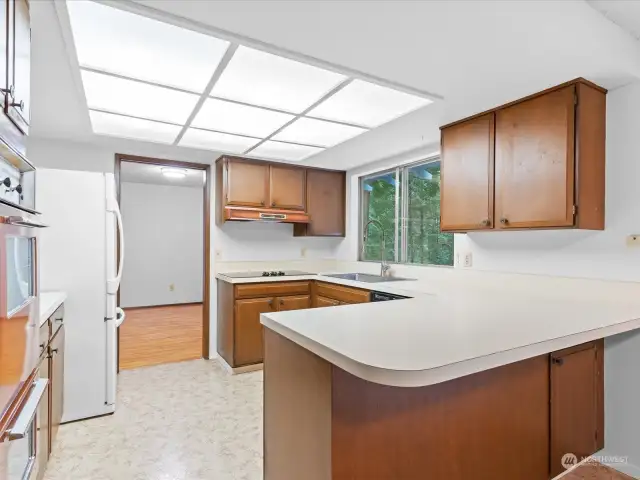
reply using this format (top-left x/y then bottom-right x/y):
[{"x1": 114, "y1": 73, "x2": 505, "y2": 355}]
[{"x1": 362, "y1": 219, "x2": 391, "y2": 277}]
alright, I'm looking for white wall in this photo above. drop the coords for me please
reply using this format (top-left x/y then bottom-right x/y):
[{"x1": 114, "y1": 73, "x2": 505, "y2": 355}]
[{"x1": 119, "y1": 181, "x2": 203, "y2": 307}]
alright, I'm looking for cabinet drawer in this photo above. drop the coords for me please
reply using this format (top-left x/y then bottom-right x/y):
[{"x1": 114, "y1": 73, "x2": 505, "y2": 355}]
[
  {"x1": 315, "y1": 282, "x2": 370, "y2": 304},
  {"x1": 235, "y1": 281, "x2": 310, "y2": 299}
]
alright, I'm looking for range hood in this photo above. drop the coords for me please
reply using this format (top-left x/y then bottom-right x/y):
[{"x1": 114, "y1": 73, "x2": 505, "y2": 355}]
[{"x1": 222, "y1": 205, "x2": 310, "y2": 224}]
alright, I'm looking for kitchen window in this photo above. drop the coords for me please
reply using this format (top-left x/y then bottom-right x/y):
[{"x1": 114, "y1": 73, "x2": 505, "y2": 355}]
[{"x1": 360, "y1": 158, "x2": 454, "y2": 266}]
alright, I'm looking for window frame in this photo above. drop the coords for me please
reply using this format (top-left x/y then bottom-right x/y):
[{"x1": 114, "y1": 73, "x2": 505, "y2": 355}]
[{"x1": 359, "y1": 155, "x2": 451, "y2": 267}]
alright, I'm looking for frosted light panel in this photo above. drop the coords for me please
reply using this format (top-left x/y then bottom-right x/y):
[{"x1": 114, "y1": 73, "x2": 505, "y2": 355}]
[
  {"x1": 191, "y1": 98, "x2": 294, "y2": 138},
  {"x1": 309, "y1": 80, "x2": 432, "y2": 127},
  {"x1": 179, "y1": 128, "x2": 260, "y2": 153},
  {"x1": 250, "y1": 141, "x2": 323, "y2": 161},
  {"x1": 81, "y1": 71, "x2": 199, "y2": 124},
  {"x1": 89, "y1": 110, "x2": 180, "y2": 144},
  {"x1": 211, "y1": 46, "x2": 346, "y2": 113},
  {"x1": 67, "y1": 1, "x2": 229, "y2": 92},
  {"x1": 273, "y1": 117, "x2": 367, "y2": 147}
]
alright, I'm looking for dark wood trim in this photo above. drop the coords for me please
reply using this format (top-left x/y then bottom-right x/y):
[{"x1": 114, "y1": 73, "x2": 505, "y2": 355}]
[
  {"x1": 114, "y1": 153, "x2": 212, "y2": 364},
  {"x1": 123, "y1": 302, "x2": 204, "y2": 310},
  {"x1": 440, "y1": 77, "x2": 608, "y2": 130}
]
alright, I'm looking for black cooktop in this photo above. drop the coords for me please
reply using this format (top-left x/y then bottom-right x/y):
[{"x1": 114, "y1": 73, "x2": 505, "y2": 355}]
[{"x1": 221, "y1": 270, "x2": 314, "y2": 278}]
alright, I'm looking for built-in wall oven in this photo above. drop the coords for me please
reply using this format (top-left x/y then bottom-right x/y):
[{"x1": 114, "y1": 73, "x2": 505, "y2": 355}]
[{"x1": 0, "y1": 145, "x2": 46, "y2": 479}]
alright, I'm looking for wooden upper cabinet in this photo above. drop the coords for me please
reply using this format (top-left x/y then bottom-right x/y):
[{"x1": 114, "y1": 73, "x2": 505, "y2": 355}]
[
  {"x1": 6, "y1": 0, "x2": 30, "y2": 134},
  {"x1": 550, "y1": 341, "x2": 603, "y2": 478},
  {"x1": 269, "y1": 165, "x2": 305, "y2": 210},
  {"x1": 295, "y1": 169, "x2": 346, "y2": 237},
  {"x1": 441, "y1": 113, "x2": 494, "y2": 232},
  {"x1": 226, "y1": 159, "x2": 269, "y2": 207},
  {"x1": 495, "y1": 86, "x2": 575, "y2": 229},
  {"x1": 439, "y1": 78, "x2": 606, "y2": 232}
]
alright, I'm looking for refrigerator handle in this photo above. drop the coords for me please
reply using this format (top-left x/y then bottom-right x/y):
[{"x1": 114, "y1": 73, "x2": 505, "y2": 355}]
[{"x1": 107, "y1": 195, "x2": 124, "y2": 295}]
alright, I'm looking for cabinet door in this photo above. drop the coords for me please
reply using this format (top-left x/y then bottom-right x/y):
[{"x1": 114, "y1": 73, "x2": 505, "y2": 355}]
[
  {"x1": 495, "y1": 86, "x2": 575, "y2": 229},
  {"x1": 550, "y1": 341, "x2": 602, "y2": 478},
  {"x1": 50, "y1": 325, "x2": 65, "y2": 452},
  {"x1": 226, "y1": 160, "x2": 269, "y2": 208},
  {"x1": 277, "y1": 295, "x2": 310, "y2": 311},
  {"x1": 36, "y1": 360, "x2": 50, "y2": 480},
  {"x1": 304, "y1": 169, "x2": 345, "y2": 236},
  {"x1": 234, "y1": 297, "x2": 274, "y2": 366},
  {"x1": 6, "y1": 0, "x2": 30, "y2": 133},
  {"x1": 440, "y1": 113, "x2": 494, "y2": 231},
  {"x1": 314, "y1": 295, "x2": 339, "y2": 308},
  {"x1": 269, "y1": 165, "x2": 305, "y2": 210}
]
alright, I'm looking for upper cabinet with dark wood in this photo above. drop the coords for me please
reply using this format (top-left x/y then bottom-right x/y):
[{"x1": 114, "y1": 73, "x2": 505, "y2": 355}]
[
  {"x1": 216, "y1": 156, "x2": 346, "y2": 234},
  {"x1": 294, "y1": 169, "x2": 346, "y2": 237},
  {"x1": 269, "y1": 164, "x2": 305, "y2": 210},
  {"x1": 0, "y1": 0, "x2": 31, "y2": 155},
  {"x1": 440, "y1": 78, "x2": 606, "y2": 232}
]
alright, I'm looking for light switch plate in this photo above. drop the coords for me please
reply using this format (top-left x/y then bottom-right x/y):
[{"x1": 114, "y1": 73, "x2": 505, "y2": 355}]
[{"x1": 627, "y1": 235, "x2": 640, "y2": 247}]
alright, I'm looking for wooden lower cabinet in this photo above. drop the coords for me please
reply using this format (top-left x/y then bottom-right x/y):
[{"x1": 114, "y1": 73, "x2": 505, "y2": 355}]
[
  {"x1": 315, "y1": 296, "x2": 340, "y2": 308},
  {"x1": 550, "y1": 340, "x2": 604, "y2": 477},
  {"x1": 235, "y1": 297, "x2": 275, "y2": 366},
  {"x1": 218, "y1": 280, "x2": 370, "y2": 368},
  {"x1": 278, "y1": 295, "x2": 310, "y2": 311},
  {"x1": 49, "y1": 325, "x2": 65, "y2": 450},
  {"x1": 265, "y1": 333, "x2": 605, "y2": 480}
]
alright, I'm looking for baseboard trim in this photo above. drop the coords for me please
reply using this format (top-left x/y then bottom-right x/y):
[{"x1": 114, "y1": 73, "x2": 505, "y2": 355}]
[
  {"x1": 216, "y1": 356, "x2": 263, "y2": 375},
  {"x1": 123, "y1": 302, "x2": 203, "y2": 309}
]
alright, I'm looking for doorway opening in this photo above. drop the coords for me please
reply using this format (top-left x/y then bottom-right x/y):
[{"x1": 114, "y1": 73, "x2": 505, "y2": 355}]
[{"x1": 114, "y1": 154, "x2": 211, "y2": 370}]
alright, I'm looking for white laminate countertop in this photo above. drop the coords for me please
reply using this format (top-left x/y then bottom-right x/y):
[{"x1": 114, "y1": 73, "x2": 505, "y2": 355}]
[
  {"x1": 39, "y1": 291, "x2": 67, "y2": 327},
  {"x1": 250, "y1": 274, "x2": 640, "y2": 387}
]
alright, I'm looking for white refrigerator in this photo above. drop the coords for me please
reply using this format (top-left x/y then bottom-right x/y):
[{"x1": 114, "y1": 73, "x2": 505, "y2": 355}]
[{"x1": 37, "y1": 168, "x2": 125, "y2": 422}]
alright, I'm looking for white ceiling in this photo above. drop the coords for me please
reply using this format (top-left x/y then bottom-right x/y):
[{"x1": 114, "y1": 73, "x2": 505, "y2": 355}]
[
  {"x1": 29, "y1": 0, "x2": 640, "y2": 171},
  {"x1": 120, "y1": 161, "x2": 205, "y2": 187},
  {"x1": 587, "y1": 0, "x2": 640, "y2": 40}
]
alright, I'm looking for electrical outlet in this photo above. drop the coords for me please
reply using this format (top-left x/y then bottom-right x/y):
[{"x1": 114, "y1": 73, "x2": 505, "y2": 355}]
[
  {"x1": 169, "y1": 284, "x2": 175, "y2": 292},
  {"x1": 464, "y1": 253, "x2": 473, "y2": 268},
  {"x1": 455, "y1": 253, "x2": 460, "y2": 267},
  {"x1": 300, "y1": 247, "x2": 307, "y2": 258},
  {"x1": 627, "y1": 235, "x2": 640, "y2": 247}
]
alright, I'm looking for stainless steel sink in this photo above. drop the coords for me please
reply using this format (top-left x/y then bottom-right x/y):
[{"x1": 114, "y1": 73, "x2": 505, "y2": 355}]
[{"x1": 322, "y1": 273, "x2": 413, "y2": 283}]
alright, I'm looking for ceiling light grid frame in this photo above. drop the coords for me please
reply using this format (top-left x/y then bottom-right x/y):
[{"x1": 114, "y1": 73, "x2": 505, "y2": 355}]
[{"x1": 54, "y1": 0, "x2": 440, "y2": 162}]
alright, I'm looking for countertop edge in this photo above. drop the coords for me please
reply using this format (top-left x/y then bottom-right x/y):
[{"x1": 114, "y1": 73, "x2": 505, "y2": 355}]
[
  {"x1": 39, "y1": 291, "x2": 67, "y2": 327},
  {"x1": 261, "y1": 313, "x2": 640, "y2": 387}
]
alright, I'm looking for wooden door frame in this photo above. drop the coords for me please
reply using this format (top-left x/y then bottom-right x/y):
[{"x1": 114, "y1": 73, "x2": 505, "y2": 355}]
[{"x1": 114, "y1": 153, "x2": 212, "y2": 369}]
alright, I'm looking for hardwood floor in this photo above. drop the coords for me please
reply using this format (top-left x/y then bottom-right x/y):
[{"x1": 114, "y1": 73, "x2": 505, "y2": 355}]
[
  {"x1": 563, "y1": 463, "x2": 635, "y2": 480},
  {"x1": 119, "y1": 304, "x2": 203, "y2": 370}
]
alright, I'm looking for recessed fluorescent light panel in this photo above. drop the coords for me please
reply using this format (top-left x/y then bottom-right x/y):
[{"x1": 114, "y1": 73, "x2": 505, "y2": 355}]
[
  {"x1": 211, "y1": 46, "x2": 346, "y2": 113},
  {"x1": 249, "y1": 141, "x2": 324, "y2": 162},
  {"x1": 89, "y1": 110, "x2": 181, "y2": 144},
  {"x1": 191, "y1": 98, "x2": 294, "y2": 138},
  {"x1": 67, "y1": 0, "x2": 229, "y2": 92},
  {"x1": 66, "y1": 1, "x2": 434, "y2": 159},
  {"x1": 308, "y1": 79, "x2": 433, "y2": 127},
  {"x1": 179, "y1": 128, "x2": 261, "y2": 153},
  {"x1": 273, "y1": 117, "x2": 367, "y2": 147}
]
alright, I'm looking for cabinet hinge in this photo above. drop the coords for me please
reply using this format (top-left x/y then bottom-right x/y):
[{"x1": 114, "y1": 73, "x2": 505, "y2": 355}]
[{"x1": 572, "y1": 205, "x2": 577, "y2": 216}]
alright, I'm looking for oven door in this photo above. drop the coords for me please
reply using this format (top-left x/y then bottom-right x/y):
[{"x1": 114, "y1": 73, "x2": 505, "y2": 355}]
[
  {"x1": 0, "y1": 379, "x2": 48, "y2": 480},
  {"x1": 0, "y1": 207, "x2": 46, "y2": 423}
]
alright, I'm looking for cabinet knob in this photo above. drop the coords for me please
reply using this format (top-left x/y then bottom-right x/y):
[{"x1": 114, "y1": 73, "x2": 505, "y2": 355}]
[
  {"x1": 279, "y1": 299, "x2": 284, "y2": 305},
  {"x1": 551, "y1": 356, "x2": 564, "y2": 366},
  {"x1": 268, "y1": 299, "x2": 273, "y2": 306},
  {"x1": 500, "y1": 218, "x2": 509, "y2": 225},
  {"x1": 1, "y1": 85, "x2": 14, "y2": 98},
  {"x1": 11, "y1": 100, "x2": 24, "y2": 111},
  {"x1": 271, "y1": 202, "x2": 276, "y2": 207},
  {"x1": 481, "y1": 219, "x2": 490, "y2": 227},
  {"x1": 51, "y1": 348, "x2": 59, "y2": 354},
  {"x1": 260, "y1": 201, "x2": 265, "y2": 206}
]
